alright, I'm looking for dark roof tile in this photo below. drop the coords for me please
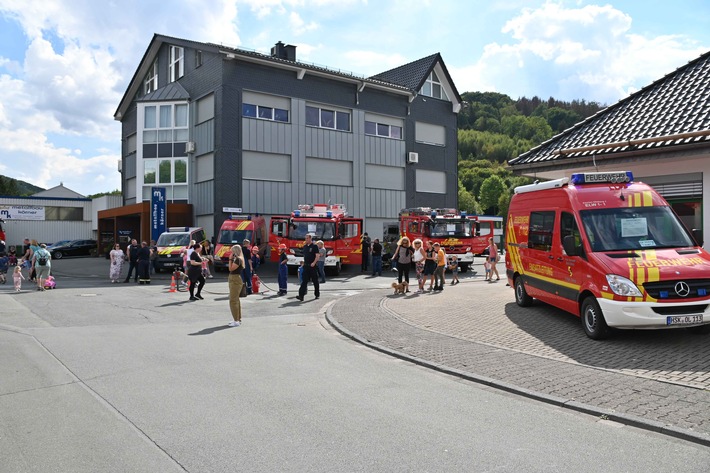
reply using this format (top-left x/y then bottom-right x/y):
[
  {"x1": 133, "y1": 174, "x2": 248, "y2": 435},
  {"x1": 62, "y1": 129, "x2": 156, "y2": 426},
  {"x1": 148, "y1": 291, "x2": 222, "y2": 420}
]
[{"x1": 510, "y1": 50, "x2": 710, "y2": 167}]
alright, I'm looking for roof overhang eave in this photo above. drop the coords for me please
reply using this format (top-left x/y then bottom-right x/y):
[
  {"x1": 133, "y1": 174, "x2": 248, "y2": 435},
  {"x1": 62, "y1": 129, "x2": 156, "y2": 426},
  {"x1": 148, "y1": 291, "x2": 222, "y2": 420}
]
[
  {"x1": 509, "y1": 141, "x2": 710, "y2": 175},
  {"x1": 220, "y1": 50, "x2": 414, "y2": 98}
]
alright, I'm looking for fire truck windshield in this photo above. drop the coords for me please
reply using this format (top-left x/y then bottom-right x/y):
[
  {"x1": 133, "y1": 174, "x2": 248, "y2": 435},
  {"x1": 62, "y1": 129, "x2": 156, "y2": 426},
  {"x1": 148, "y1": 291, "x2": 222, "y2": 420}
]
[
  {"x1": 428, "y1": 220, "x2": 473, "y2": 238},
  {"x1": 580, "y1": 206, "x2": 695, "y2": 252},
  {"x1": 288, "y1": 221, "x2": 336, "y2": 241},
  {"x1": 218, "y1": 229, "x2": 253, "y2": 245}
]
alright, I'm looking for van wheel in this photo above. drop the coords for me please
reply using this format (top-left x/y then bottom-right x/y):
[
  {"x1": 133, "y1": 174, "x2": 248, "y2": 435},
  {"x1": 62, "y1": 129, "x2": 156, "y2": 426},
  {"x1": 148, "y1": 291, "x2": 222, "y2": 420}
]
[
  {"x1": 333, "y1": 262, "x2": 341, "y2": 276},
  {"x1": 581, "y1": 297, "x2": 610, "y2": 340},
  {"x1": 687, "y1": 325, "x2": 710, "y2": 335},
  {"x1": 514, "y1": 276, "x2": 533, "y2": 307},
  {"x1": 459, "y1": 264, "x2": 468, "y2": 273}
]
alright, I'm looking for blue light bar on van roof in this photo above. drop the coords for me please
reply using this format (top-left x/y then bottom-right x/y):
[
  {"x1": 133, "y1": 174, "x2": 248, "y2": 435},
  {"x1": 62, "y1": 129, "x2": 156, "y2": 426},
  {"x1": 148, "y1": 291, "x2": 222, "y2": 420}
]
[
  {"x1": 570, "y1": 171, "x2": 633, "y2": 185},
  {"x1": 293, "y1": 210, "x2": 301, "y2": 217}
]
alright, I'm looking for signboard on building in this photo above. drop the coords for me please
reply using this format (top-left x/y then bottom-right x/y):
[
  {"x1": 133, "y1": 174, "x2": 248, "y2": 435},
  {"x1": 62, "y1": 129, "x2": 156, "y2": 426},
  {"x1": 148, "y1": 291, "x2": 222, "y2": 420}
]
[
  {"x1": 151, "y1": 187, "x2": 166, "y2": 242},
  {"x1": 0, "y1": 206, "x2": 46, "y2": 221}
]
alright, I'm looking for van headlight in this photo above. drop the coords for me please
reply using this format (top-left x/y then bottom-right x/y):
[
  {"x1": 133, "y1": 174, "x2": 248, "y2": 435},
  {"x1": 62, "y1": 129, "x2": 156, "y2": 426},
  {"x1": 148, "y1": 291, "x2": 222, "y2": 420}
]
[{"x1": 606, "y1": 275, "x2": 642, "y2": 297}]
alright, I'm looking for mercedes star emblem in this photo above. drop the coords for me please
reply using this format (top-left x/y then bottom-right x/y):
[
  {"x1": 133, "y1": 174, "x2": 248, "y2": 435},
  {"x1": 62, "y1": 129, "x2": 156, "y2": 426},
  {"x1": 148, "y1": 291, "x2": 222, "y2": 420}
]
[{"x1": 674, "y1": 281, "x2": 691, "y2": 297}]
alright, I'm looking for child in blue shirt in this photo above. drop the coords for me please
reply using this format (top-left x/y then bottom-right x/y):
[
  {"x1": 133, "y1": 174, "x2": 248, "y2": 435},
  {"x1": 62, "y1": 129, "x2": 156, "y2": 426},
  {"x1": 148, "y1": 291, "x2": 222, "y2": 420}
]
[
  {"x1": 448, "y1": 255, "x2": 460, "y2": 285},
  {"x1": 277, "y1": 244, "x2": 288, "y2": 296},
  {"x1": 297, "y1": 261, "x2": 304, "y2": 285}
]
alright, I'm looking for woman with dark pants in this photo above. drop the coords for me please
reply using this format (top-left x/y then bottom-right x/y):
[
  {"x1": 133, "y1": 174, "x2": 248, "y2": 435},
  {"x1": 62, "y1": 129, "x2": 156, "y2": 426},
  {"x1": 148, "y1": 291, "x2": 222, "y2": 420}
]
[
  {"x1": 394, "y1": 236, "x2": 413, "y2": 290},
  {"x1": 187, "y1": 243, "x2": 206, "y2": 301}
]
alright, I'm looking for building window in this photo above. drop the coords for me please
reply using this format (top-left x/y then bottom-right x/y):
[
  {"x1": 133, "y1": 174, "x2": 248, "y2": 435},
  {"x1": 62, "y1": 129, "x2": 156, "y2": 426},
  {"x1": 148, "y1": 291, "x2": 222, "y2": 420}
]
[
  {"x1": 169, "y1": 46, "x2": 184, "y2": 82},
  {"x1": 420, "y1": 71, "x2": 449, "y2": 101},
  {"x1": 365, "y1": 121, "x2": 402, "y2": 139},
  {"x1": 305, "y1": 106, "x2": 350, "y2": 131},
  {"x1": 243, "y1": 103, "x2": 289, "y2": 122},
  {"x1": 144, "y1": 61, "x2": 157, "y2": 95},
  {"x1": 141, "y1": 102, "x2": 189, "y2": 200},
  {"x1": 195, "y1": 50, "x2": 202, "y2": 68},
  {"x1": 44, "y1": 207, "x2": 83, "y2": 221}
]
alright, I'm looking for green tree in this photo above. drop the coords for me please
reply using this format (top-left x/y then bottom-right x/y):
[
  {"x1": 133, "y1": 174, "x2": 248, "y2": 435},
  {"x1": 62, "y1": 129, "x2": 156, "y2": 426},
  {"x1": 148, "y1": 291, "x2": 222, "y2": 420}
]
[
  {"x1": 458, "y1": 182, "x2": 480, "y2": 214},
  {"x1": 479, "y1": 175, "x2": 506, "y2": 215},
  {"x1": 497, "y1": 191, "x2": 511, "y2": 218}
]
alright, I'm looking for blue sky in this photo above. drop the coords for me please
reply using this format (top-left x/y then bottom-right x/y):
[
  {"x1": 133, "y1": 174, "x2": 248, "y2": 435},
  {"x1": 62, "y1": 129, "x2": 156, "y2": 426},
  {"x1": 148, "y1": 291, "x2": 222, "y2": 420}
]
[{"x1": 0, "y1": 0, "x2": 709, "y2": 196}]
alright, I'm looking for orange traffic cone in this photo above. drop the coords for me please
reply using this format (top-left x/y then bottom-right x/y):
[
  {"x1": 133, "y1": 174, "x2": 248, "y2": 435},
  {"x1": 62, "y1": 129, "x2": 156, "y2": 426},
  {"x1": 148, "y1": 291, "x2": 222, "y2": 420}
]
[{"x1": 169, "y1": 275, "x2": 177, "y2": 293}]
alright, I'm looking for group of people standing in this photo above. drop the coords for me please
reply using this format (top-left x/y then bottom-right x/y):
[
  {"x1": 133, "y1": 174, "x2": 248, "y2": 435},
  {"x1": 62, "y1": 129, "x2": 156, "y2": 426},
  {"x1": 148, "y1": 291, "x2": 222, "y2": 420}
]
[
  {"x1": 0, "y1": 238, "x2": 53, "y2": 292},
  {"x1": 389, "y1": 235, "x2": 499, "y2": 293},
  {"x1": 109, "y1": 239, "x2": 153, "y2": 284},
  {"x1": 360, "y1": 232, "x2": 384, "y2": 277}
]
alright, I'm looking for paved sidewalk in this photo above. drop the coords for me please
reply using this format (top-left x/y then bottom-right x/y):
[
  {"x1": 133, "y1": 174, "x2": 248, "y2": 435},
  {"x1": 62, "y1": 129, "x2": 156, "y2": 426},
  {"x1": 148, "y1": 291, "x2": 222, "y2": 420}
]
[{"x1": 326, "y1": 278, "x2": 710, "y2": 446}]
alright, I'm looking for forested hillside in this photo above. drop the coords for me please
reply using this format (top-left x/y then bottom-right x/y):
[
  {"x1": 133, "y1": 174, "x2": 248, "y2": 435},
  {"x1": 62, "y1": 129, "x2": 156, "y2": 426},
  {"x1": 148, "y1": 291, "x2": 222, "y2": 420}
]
[
  {"x1": 0, "y1": 175, "x2": 43, "y2": 196},
  {"x1": 456, "y1": 92, "x2": 605, "y2": 216}
]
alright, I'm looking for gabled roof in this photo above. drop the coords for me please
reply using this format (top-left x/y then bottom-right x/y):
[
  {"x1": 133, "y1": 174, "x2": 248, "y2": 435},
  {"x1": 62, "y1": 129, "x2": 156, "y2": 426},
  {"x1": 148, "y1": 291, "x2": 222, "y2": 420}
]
[
  {"x1": 116, "y1": 34, "x2": 463, "y2": 120},
  {"x1": 139, "y1": 81, "x2": 190, "y2": 102},
  {"x1": 509, "y1": 50, "x2": 710, "y2": 170},
  {"x1": 370, "y1": 53, "x2": 462, "y2": 104},
  {"x1": 33, "y1": 183, "x2": 85, "y2": 199}
]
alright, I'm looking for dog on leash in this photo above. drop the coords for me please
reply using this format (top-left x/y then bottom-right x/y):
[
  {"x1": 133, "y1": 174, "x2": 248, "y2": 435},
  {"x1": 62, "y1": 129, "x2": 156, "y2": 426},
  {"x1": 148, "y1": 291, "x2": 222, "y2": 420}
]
[{"x1": 391, "y1": 281, "x2": 408, "y2": 294}]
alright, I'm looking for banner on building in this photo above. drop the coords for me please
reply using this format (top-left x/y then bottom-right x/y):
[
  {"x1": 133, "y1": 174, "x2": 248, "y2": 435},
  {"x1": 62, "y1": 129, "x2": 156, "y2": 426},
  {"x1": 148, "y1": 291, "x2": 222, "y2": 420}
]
[
  {"x1": 0, "y1": 206, "x2": 46, "y2": 221},
  {"x1": 151, "y1": 187, "x2": 166, "y2": 242}
]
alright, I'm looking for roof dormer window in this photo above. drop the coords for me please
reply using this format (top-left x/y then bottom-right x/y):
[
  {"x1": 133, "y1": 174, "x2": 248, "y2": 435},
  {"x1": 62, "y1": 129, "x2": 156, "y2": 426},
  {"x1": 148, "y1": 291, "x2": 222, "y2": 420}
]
[
  {"x1": 144, "y1": 60, "x2": 158, "y2": 95},
  {"x1": 169, "y1": 46, "x2": 184, "y2": 82},
  {"x1": 421, "y1": 70, "x2": 449, "y2": 101}
]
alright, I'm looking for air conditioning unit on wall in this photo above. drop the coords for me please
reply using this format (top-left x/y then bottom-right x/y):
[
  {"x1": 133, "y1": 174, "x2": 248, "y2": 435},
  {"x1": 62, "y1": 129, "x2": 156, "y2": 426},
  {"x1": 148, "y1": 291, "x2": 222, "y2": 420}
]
[
  {"x1": 185, "y1": 141, "x2": 196, "y2": 153},
  {"x1": 408, "y1": 152, "x2": 419, "y2": 164}
]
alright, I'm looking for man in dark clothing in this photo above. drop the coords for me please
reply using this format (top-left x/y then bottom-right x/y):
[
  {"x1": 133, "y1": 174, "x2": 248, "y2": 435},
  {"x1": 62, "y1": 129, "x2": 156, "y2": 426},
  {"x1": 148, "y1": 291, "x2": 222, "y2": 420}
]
[
  {"x1": 124, "y1": 239, "x2": 139, "y2": 283},
  {"x1": 360, "y1": 232, "x2": 371, "y2": 272},
  {"x1": 297, "y1": 233, "x2": 320, "y2": 301},
  {"x1": 371, "y1": 238, "x2": 383, "y2": 276},
  {"x1": 137, "y1": 241, "x2": 152, "y2": 284}
]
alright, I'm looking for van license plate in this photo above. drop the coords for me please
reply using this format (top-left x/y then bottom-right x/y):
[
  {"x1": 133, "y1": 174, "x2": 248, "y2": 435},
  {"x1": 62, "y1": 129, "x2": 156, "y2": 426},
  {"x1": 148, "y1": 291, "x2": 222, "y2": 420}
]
[{"x1": 666, "y1": 315, "x2": 703, "y2": 325}]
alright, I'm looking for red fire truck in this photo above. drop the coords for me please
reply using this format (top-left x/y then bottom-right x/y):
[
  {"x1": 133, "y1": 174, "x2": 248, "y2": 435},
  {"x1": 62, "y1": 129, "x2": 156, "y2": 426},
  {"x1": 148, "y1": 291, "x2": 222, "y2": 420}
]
[
  {"x1": 399, "y1": 207, "x2": 492, "y2": 273},
  {"x1": 269, "y1": 204, "x2": 363, "y2": 275}
]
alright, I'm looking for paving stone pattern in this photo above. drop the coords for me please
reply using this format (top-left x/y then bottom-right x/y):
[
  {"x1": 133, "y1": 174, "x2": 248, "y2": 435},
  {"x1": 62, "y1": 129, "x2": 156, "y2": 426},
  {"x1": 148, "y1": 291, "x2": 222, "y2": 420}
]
[{"x1": 329, "y1": 280, "x2": 710, "y2": 440}]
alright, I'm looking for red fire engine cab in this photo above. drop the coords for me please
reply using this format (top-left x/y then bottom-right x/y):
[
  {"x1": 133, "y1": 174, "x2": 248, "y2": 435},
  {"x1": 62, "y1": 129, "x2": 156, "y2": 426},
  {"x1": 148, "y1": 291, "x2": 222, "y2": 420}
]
[
  {"x1": 399, "y1": 207, "x2": 492, "y2": 273},
  {"x1": 269, "y1": 204, "x2": 363, "y2": 275},
  {"x1": 0, "y1": 217, "x2": 6, "y2": 244}
]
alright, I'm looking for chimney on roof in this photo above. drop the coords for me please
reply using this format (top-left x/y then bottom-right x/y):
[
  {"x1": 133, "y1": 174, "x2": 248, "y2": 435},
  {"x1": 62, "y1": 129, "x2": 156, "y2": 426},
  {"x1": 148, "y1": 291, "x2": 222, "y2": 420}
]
[{"x1": 271, "y1": 41, "x2": 296, "y2": 62}]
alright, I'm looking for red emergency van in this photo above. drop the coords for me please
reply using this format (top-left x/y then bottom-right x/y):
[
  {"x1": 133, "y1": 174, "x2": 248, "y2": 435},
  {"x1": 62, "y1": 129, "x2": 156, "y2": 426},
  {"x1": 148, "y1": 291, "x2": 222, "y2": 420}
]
[
  {"x1": 213, "y1": 215, "x2": 267, "y2": 270},
  {"x1": 505, "y1": 171, "x2": 710, "y2": 339}
]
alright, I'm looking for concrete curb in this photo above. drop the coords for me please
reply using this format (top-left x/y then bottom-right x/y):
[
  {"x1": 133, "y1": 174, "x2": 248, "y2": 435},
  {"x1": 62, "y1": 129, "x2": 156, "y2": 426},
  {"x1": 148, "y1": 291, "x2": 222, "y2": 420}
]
[{"x1": 325, "y1": 294, "x2": 710, "y2": 448}]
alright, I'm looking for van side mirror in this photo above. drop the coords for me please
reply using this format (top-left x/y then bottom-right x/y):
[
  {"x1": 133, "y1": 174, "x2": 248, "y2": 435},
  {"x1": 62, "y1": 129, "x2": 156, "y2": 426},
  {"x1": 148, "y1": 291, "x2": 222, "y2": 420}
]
[{"x1": 563, "y1": 235, "x2": 581, "y2": 257}]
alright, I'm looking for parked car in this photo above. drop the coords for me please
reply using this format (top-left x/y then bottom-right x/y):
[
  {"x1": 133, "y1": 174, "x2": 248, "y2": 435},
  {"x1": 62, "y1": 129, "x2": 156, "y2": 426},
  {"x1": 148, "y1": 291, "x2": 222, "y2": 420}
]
[{"x1": 48, "y1": 239, "x2": 97, "y2": 259}]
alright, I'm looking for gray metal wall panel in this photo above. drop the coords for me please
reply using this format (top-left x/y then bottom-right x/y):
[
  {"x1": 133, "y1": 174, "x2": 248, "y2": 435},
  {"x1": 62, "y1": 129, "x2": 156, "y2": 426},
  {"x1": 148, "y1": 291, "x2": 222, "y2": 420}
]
[
  {"x1": 365, "y1": 189, "x2": 406, "y2": 218},
  {"x1": 193, "y1": 180, "x2": 214, "y2": 215},
  {"x1": 304, "y1": 127, "x2": 354, "y2": 161},
  {"x1": 195, "y1": 153, "x2": 214, "y2": 183},
  {"x1": 305, "y1": 157, "x2": 352, "y2": 186},
  {"x1": 242, "y1": 180, "x2": 293, "y2": 215},
  {"x1": 242, "y1": 119, "x2": 292, "y2": 155},
  {"x1": 364, "y1": 135, "x2": 406, "y2": 166},
  {"x1": 305, "y1": 185, "x2": 355, "y2": 210},
  {"x1": 243, "y1": 151, "x2": 290, "y2": 181},
  {"x1": 365, "y1": 164, "x2": 405, "y2": 190},
  {"x1": 195, "y1": 120, "x2": 214, "y2": 155},
  {"x1": 124, "y1": 154, "x2": 136, "y2": 179}
]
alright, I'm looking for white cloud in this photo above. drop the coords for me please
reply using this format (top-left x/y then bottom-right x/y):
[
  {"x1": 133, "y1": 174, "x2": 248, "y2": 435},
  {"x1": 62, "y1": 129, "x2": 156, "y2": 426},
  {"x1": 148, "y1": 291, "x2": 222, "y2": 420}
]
[
  {"x1": 289, "y1": 11, "x2": 318, "y2": 36},
  {"x1": 452, "y1": 2, "x2": 707, "y2": 103}
]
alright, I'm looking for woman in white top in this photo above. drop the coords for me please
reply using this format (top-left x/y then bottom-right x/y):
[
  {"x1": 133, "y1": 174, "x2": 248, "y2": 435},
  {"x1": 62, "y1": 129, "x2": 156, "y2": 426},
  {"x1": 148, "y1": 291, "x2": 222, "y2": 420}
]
[{"x1": 412, "y1": 238, "x2": 427, "y2": 293}]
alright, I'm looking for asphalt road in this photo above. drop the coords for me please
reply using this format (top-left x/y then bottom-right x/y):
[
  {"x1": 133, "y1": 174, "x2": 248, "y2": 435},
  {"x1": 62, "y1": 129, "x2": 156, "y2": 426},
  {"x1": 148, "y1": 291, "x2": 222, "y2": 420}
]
[{"x1": 1, "y1": 257, "x2": 709, "y2": 472}]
